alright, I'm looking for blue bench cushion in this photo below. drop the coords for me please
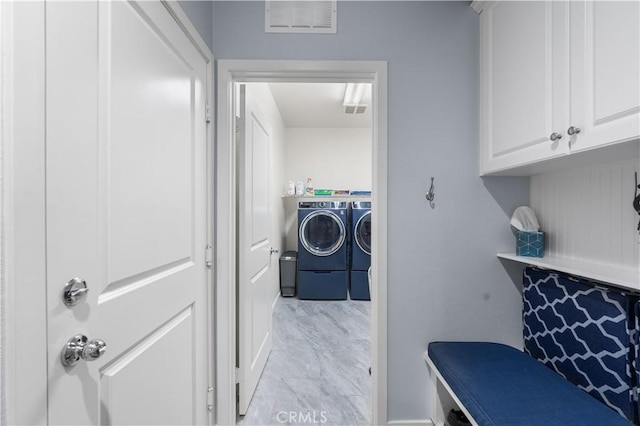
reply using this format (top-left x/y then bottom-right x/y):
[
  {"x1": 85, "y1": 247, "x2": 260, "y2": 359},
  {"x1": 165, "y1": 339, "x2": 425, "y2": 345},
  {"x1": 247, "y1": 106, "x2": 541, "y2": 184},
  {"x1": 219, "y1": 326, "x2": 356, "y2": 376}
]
[
  {"x1": 523, "y1": 267, "x2": 637, "y2": 421},
  {"x1": 428, "y1": 341, "x2": 632, "y2": 426}
]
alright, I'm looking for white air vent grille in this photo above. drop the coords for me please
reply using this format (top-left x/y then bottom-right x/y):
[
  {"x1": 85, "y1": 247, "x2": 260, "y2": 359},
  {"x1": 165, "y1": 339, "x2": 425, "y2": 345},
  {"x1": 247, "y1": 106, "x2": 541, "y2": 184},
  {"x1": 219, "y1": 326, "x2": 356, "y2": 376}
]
[
  {"x1": 265, "y1": 1, "x2": 337, "y2": 34},
  {"x1": 345, "y1": 105, "x2": 367, "y2": 114}
]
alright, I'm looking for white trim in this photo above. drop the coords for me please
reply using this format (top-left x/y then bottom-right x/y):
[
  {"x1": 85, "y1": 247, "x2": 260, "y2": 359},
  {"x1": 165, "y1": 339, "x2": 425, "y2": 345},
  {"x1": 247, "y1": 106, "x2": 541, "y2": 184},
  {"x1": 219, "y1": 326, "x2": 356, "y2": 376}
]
[
  {"x1": 160, "y1": 4, "x2": 216, "y2": 425},
  {"x1": 215, "y1": 60, "x2": 388, "y2": 426},
  {"x1": 387, "y1": 421, "x2": 433, "y2": 426},
  {"x1": 424, "y1": 352, "x2": 478, "y2": 426},
  {"x1": 3, "y1": 2, "x2": 215, "y2": 424},
  {"x1": 2, "y1": 2, "x2": 47, "y2": 424},
  {"x1": 1, "y1": 2, "x2": 6, "y2": 423},
  {"x1": 470, "y1": 1, "x2": 487, "y2": 15}
]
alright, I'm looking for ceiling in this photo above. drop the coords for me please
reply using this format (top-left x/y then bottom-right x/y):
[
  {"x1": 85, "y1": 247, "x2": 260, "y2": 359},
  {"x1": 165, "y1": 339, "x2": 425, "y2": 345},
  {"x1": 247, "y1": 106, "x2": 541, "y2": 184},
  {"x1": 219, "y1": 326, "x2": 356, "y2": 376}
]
[{"x1": 268, "y1": 82, "x2": 371, "y2": 128}]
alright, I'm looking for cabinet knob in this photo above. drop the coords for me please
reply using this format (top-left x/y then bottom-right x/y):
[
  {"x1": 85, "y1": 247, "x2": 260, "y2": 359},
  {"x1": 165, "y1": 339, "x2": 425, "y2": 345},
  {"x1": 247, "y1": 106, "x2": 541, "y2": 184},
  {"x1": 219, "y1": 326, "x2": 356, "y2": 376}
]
[
  {"x1": 549, "y1": 132, "x2": 563, "y2": 142},
  {"x1": 567, "y1": 126, "x2": 581, "y2": 136}
]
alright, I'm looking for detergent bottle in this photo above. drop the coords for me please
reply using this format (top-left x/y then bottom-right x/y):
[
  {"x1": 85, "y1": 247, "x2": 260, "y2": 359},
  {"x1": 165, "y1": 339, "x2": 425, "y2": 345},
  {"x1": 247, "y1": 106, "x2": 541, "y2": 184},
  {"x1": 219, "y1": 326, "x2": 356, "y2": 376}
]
[{"x1": 305, "y1": 177, "x2": 314, "y2": 196}]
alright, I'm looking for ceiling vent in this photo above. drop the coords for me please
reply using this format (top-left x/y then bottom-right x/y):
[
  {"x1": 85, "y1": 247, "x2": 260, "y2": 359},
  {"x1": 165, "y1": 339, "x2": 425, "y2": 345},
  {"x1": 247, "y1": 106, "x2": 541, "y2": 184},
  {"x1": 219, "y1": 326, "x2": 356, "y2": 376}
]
[
  {"x1": 345, "y1": 105, "x2": 367, "y2": 114},
  {"x1": 343, "y1": 83, "x2": 368, "y2": 114},
  {"x1": 265, "y1": 1, "x2": 337, "y2": 34}
]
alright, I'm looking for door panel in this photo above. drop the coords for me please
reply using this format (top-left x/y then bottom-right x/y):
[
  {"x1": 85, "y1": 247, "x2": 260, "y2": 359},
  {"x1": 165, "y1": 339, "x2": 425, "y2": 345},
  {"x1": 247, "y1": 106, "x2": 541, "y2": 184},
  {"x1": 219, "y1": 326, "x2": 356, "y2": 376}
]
[
  {"x1": 100, "y1": 308, "x2": 194, "y2": 426},
  {"x1": 238, "y1": 85, "x2": 273, "y2": 415},
  {"x1": 570, "y1": 0, "x2": 640, "y2": 152},
  {"x1": 480, "y1": 0, "x2": 570, "y2": 174},
  {"x1": 108, "y1": 0, "x2": 194, "y2": 282},
  {"x1": 46, "y1": 2, "x2": 208, "y2": 424}
]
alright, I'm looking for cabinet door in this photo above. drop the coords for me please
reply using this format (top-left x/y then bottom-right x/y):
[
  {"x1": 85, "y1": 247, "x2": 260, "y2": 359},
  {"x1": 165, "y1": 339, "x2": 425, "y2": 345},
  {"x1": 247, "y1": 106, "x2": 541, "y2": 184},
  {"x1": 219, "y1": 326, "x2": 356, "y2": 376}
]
[
  {"x1": 570, "y1": 1, "x2": 640, "y2": 153},
  {"x1": 479, "y1": 1, "x2": 570, "y2": 175}
]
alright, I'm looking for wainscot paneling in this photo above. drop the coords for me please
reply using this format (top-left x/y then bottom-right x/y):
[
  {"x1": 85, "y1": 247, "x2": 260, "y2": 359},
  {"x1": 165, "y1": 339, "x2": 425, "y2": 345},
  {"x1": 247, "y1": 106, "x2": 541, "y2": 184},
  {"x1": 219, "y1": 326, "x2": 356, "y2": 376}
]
[{"x1": 530, "y1": 158, "x2": 640, "y2": 271}]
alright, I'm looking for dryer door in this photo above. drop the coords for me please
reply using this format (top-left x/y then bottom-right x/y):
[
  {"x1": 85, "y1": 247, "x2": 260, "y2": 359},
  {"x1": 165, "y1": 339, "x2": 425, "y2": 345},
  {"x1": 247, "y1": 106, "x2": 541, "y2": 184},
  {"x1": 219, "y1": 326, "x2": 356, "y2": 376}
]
[
  {"x1": 299, "y1": 211, "x2": 346, "y2": 256},
  {"x1": 355, "y1": 211, "x2": 372, "y2": 255}
]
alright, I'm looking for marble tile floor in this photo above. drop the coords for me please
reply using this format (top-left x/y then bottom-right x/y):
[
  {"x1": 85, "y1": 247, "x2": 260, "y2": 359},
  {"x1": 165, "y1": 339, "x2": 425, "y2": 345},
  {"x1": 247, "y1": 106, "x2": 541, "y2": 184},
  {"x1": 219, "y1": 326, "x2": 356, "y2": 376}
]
[{"x1": 238, "y1": 296, "x2": 371, "y2": 426}]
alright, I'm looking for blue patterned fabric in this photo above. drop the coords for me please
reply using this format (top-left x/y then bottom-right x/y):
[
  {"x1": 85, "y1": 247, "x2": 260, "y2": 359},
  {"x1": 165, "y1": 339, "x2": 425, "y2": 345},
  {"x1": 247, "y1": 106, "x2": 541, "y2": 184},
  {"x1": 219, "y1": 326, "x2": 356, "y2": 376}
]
[
  {"x1": 523, "y1": 267, "x2": 638, "y2": 422},
  {"x1": 634, "y1": 301, "x2": 640, "y2": 420}
]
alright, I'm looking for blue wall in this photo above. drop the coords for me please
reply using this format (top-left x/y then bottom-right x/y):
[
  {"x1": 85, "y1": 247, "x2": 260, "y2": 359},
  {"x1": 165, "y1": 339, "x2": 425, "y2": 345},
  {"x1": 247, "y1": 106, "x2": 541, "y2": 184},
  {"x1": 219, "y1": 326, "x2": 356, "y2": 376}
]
[
  {"x1": 178, "y1": 0, "x2": 213, "y2": 51},
  {"x1": 210, "y1": 1, "x2": 530, "y2": 421}
]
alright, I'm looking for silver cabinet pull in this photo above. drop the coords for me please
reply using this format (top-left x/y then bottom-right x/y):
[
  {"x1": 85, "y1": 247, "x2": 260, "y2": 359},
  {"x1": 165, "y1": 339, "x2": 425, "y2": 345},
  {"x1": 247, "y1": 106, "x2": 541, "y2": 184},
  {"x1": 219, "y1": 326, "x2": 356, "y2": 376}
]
[
  {"x1": 61, "y1": 334, "x2": 107, "y2": 367},
  {"x1": 567, "y1": 126, "x2": 581, "y2": 136},
  {"x1": 63, "y1": 277, "x2": 89, "y2": 306},
  {"x1": 549, "y1": 132, "x2": 563, "y2": 142}
]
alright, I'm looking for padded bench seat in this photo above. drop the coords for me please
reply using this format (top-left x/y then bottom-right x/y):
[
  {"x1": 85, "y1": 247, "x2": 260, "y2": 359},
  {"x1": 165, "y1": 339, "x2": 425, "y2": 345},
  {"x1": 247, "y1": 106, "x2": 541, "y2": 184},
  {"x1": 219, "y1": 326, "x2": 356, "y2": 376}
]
[{"x1": 426, "y1": 342, "x2": 633, "y2": 426}]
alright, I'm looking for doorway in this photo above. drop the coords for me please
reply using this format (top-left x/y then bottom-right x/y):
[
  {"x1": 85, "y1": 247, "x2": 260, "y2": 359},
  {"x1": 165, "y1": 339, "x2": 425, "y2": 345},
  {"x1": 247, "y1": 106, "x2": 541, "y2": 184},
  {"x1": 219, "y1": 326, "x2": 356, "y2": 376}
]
[
  {"x1": 215, "y1": 60, "x2": 388, "y2": 426},
  {"x1": 237, "y1": 81, "x2": 372, "y2": 424}
]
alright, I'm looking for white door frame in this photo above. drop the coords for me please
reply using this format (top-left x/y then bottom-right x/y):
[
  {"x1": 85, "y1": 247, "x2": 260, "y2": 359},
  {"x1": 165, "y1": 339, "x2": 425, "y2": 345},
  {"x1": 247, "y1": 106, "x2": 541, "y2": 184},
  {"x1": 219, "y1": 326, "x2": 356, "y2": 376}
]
[
  {"x1": 215, "y1": 60, "x2": 388, "y2": 426},
  {"x1": 0, "y1": 2, "x2": 215, "y2": 424}
]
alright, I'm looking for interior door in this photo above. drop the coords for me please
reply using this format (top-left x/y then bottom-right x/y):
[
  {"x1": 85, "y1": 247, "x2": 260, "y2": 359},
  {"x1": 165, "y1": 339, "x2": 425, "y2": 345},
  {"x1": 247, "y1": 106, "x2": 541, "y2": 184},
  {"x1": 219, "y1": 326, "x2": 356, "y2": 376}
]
[
  {"x1": 45, "y1": 2, "x2": 209, "y2": 424},
  {"x1": 237, "y1": 84, "x2": 274, "y2": 415}
]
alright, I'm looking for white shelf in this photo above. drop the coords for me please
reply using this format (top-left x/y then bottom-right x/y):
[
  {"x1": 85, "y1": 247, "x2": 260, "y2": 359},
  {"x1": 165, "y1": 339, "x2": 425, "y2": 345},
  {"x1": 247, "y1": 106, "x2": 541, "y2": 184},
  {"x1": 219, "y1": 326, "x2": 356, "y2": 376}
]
[
  {"x1": 497, "y1": 253, "x2": 640, "y2": 292},
  {"x1": 282, "y1": 195, "x2": 371, "y2": 199}
]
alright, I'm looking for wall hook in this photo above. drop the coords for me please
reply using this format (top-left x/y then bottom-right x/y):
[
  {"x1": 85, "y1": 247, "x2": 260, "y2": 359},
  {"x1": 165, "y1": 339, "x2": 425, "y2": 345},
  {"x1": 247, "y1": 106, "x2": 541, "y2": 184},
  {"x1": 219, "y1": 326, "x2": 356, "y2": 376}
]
[{"x1": 426, "y1": 177, "x2": 435, "y2": 208}]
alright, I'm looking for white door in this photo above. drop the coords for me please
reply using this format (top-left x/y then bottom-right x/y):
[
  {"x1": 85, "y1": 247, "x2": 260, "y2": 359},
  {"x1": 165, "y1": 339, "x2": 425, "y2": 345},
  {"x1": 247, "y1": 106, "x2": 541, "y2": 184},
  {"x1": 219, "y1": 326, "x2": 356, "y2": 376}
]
[
  {"x1": 45, "y1": 2, "x2": 209, "y2": 424},
  {"x1": 569, "y1": 0, "x2": 640, "y2": 153},
  {"x1": 237, "y1": 84, "x2": 274, "y2": 415},
  {"x1": 479, "y1": 1, "x2": 570, "y2": 174}
]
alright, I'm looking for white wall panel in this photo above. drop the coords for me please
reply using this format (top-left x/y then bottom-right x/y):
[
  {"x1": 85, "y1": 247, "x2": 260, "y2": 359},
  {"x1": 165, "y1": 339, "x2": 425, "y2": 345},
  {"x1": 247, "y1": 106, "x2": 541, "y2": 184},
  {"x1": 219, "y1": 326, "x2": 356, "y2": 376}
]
[
  {"x1": 531, "y1": 158, "x2": 640, "y2": 270},
  {"x1": 284, "y1": 127, "x2": 372, "y2": 192}
]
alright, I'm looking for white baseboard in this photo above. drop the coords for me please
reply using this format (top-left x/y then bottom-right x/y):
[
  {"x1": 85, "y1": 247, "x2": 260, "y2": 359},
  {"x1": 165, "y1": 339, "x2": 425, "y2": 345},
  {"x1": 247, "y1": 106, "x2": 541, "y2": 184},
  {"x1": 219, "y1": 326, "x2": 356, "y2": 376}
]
[{"x1": 387, "y1": 420, "x2": 433, "y2": 426}]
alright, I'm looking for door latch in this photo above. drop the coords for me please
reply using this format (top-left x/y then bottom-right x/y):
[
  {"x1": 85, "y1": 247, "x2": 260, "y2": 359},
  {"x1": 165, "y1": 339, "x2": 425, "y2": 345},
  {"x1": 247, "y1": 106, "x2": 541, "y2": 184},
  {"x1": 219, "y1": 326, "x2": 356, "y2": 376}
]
[
  {"x1": 205, "y1": 245, "x2": 213, "y2": 268},
  {"x1": 62, "y1": 277, "x2": 89, "y2": 306}
]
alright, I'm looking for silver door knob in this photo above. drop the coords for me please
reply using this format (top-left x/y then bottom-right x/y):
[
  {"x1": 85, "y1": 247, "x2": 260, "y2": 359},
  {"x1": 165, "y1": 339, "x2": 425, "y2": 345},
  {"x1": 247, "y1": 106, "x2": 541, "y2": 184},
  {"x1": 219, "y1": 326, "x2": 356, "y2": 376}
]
[
  {"x1": 61, "y1": 334, "x2": 107, "y2": 367},
  {"x1": 270, "y1": 247, "x2": 279, "y2": 254},
  {"x1": 567, "y1": 126, "x2": 581, "y2": 136},
  {"x1": 549, "y1": 132, "x2": 563, "y2": 142},
  {"x1": 62, "y1": 277, "x2": 89, "y2": 306}
]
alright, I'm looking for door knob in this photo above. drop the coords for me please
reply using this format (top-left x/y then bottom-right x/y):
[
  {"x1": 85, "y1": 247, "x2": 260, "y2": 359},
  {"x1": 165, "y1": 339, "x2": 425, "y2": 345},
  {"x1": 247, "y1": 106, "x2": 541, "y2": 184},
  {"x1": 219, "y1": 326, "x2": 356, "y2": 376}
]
[
  {"x1": 62, "y1": 277, "x2": 89, "y2": 306},
  {"x1": 549, "y1": 132, "x2": 563, "y2": 142},
  {"x1": 567, "y1": 126, "x2": 581, "y2": 136},
  {"x1": 61, "y1": 334, "x2": 107, "y2": 367},
  {"x1": 270, "y1": 247, "x2": 279, "y2": 254}
]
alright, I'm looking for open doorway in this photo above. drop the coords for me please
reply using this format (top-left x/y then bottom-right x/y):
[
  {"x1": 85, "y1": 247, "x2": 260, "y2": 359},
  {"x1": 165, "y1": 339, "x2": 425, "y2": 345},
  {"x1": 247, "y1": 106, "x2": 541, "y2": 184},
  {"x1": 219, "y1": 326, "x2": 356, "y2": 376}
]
[
  {"x1": 236, "y1": 81, "x2": 373, "y2": 425},
  {"x1": 215, "y1": 60, "x2": 388, "y2": 426}
]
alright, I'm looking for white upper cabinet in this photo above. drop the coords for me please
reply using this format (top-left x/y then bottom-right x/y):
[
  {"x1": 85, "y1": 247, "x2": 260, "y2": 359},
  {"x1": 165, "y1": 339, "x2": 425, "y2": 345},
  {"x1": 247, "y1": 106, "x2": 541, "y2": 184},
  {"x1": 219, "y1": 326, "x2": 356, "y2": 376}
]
[
  {"x1": 569, "y1": 1, "x2": 640, "y2": 154},
  {"x1": 477, "y1": 0, "x2": 640, "y2": 175},
  {"x1": 478, "y1": 1, "x2": 570, "y2": 175}
]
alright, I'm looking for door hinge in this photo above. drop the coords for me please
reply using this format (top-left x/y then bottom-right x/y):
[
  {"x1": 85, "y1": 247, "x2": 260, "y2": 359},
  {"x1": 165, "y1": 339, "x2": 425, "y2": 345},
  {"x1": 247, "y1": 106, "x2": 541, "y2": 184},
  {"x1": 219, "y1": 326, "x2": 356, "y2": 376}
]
[
  {"x1": 207, "y1": 386, "x2": 214, "y2": 412},
  {"x1": 205, "y1": 245, "x2": 213, "y2": 268},
  {"x1": 205, "y1": 103, "x2": 212, "y2": 123},
  {"x1": 235, "y1": 117, "x2": 243, "y2": 134},
  {"x1": 235, "y1": 367, "x2": 241, "y2": 384}
]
